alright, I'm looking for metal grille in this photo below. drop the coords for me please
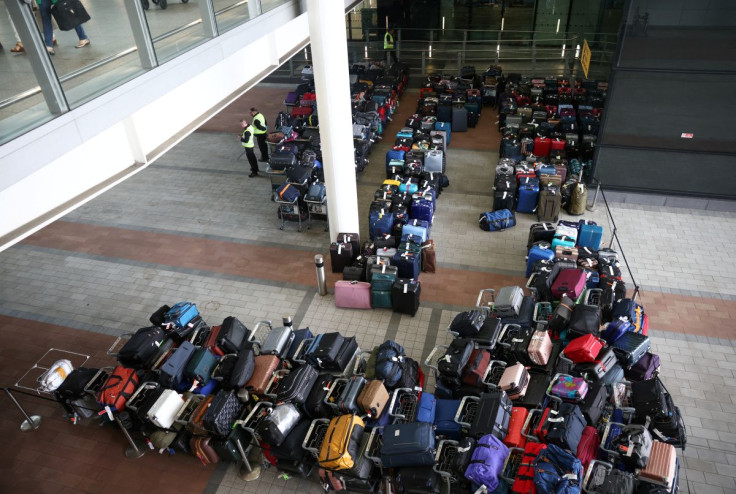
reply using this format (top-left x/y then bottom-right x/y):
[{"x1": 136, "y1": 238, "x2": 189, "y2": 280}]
[
  {"x1": 391, "y1": 391, "x2": 418, "y2": 423},
  {"x1": 485, "y1": 364, "x2": 506, "y2": 387},
  {"x1": 435, "y1": 443, "x2": 458, "y2": 479},
  {"x1": 305, "y1": 421, "x2": 329, "y2": 460},
  {"x1": 502, "y1": 450, "x2": 523, "y2": 481},
  {"x1": 461, "y1": 399, "x2": 478, "y2": 425}
]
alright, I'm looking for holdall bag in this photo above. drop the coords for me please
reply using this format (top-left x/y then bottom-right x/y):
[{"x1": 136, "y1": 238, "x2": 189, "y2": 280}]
[
  {"x1": 533, "y1": 444, "x2": 582, "y2": 494},
  {"x1": 438, "y1": 338, "x2": 475, "y2": 379},
  {"x1": 319, "y1": 414, "x2": 365, "y2": 470},
  {"x1": 545, "y1": 402, "x2": 586, "y2": 452},
  {"x1": 374, "y1": 340, "x2": 405, "y2": 387},
  {"x1": 381, "y1": 422, "x2": 436, "y2": 468},
  {"x1": 479, "y1": 210, "x2": 516, "y2": 231},
  {"x1": 256, "y1": 403, "x2": 302, "y2": 447},
  {"x1": 54, "y1": 367, "x2": 107, "y2": 416},
  {"x1": 275, "y1": 364, "x2": 318, "y2": 405},
  {"x1": 464, "y1": 434, "x2": 510, "y2": 492},
  {"x1": 97, "y1": 365, "x2": 140, "y2": 412},
  {"x1": 51, "y1": 0, "x2": 90, "y2": 31},
  {"x1": 512, "y1": 442, "x2": 547, "y2": 493}
]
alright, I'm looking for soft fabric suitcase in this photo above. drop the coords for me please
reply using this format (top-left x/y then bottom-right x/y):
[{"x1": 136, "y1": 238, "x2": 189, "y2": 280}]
[
  {"x1": 579, "y1": 379, "x2": 609, "y2": 426},
  {"x1": 327, "y1": 336, "x2": 359, "y2": 373},
  {"x1": 337, "y1": 232, "x2": 361, "y2": 257},
  {"x1": 416, "y1": 392, "x2": 437, "y2": 423},
  {"x1": 503, "y1": 407, "x2": 529, "y2": 449},
  {"x1": 550, "y1": 268, "x2": 586, "y2": 300},
  {"x1": 118, "y1": 326, "x2": 167, "y2": 369},
  {"x1": 462, "y1": 349, "x2": 491, "y2": 387},
  {"x1": 469, "y1": 391, "x2": 512, "y2": 439},
  {"x1": 381, "y1": 422, "x2": 436, "y2": 467},
  {"x1": 159, "y1": 341, "x2": 196, "y2": 388},
  {"x1": 275, "y1": 364, "x2": 318, "y2": 404},
  {"x1": 147, "y1": 389, "x2": 184, "y2": 429},
  {"x1": 335, "y1": 280, "x2": 372, "y2": 309},
  {"x1": 434, "y1": 399, "x2": 463, "y2": 439},
  {"x1": 438, "y1": 338, "x2": 475, "y2": 380},
  {"x1": 393, "y1": 251, "x2": 421, "y2": 279},
  {"x1": 260, "y1": 325, "x2": 294, "y2": 357},
  {"x1": 639, "y1": 441, "x2": 677, "y2": 490},
  {"x1": 217, "y1": 316, "x2": 248, "y2": 354},
  {"x1": 165, "y1": 302, "x2": 199, "y2": 328},
  {"x1": 612, "y1": 332, "x2": 650, "y2": 369},
  {"x1": 576, "y1": 426, "x2": 601, "y2": 471},
  {"x1": 391, "y1": 278, "x2": 421, "y2": 316},
  {"x1": 544, "y1": 402, "x2": 586, "y2": 452},
  {"x1": 493, "y1": 190, "x2": 515, "y2": 212},
  {"x1": 624, "y1": 352, "x2": 660, "y2": 382},
  {"x1": 434, "y1": 121, "x2": 451, "y2": 145},
  {"x1": 527, "y1": 222, "x2": 556, "y2": 248},
  {"x1": 191, "y1": 436, "x2": 219, "y2": 464},
  {"x1": 318, "y1": 414, "x2": 365, "y2": 470},
  {"x1": 245, "y1": 355, "x2": 280, "y2": 395},
  {"x1": 537, "y1": 186, "x2": 561, "y2": 222},
  {"x1": 306, "y1": 332, "x2": 344, "y2": 367},
  {"x1": 452, "y1": 106, "x2": 468, "y2": 132},
  {"x1": 495, "y1": 286, "x2": 524, "y2": 317},
  {"x1": 304, "y1": 374, "x2": 333, "y2": 419},
  {"x1": 567, "y1": 302, "x2": 602, "y2": 340},
  {"x1": 343, "y1": 265, "x2": 364, "y2": 282},
  {"x1": 527, "y1": 329, "x2": 553, "y2": 365},
  {"x1": 395, "y1": 467, "x2": 441, "y2": 494},
  {"x1": 357, "y1": 380, "x2": 389, "y2": 418},
  {"x1": 183, "y1": 347, "x2": 217, "y2": 384}
]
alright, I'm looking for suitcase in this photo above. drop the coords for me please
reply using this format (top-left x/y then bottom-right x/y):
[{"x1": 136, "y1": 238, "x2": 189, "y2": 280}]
[
  {"x1": 191, "y1": 436, "x2": 219, "y2": 464},
  {"x1": 260, "y1": 325, "x2": 294, "y2": 358},
  {"x1": 391, "y1": 278, "x2": 421, "y2": 316},
  {"x1": 517, "y1": 182, "x2": 540, "y2": 214},
  {"x1": 256, "y1": 403, "x2": 302, "y2": 447},
  {"x1": 306, "y1": 332, "x2": 344, "y2": 367},
  {"x1": 217, "y1": 316, "x2": 249, "y2": 354},
  {"x1": 565, "y1": 334, "x2": 605, "y2": 363},
  {"x1": 450, "y1": 310, "x2": 487, "y2": 337},
  {"x1": 493, "y1": 190, "x2": 515, "y2": 212},
  {"x1": 498, "y1": 363, "x2": 530, "y2": 400},
  {"x1": 203, "y1": 389, "x2": 243, "y2": 437},
  {"x1": 469, "y1": 391, "x2": 513, "y2": 439},
  {"x1": 537, "y1": 186, "x2": 561, "y2": 222},
  {"x1": 549, "y1": 375, "x2": 588, "y2": 401},
  {"x1": 544, "y1": 402, "x2": 586, "y2": 452},
  {"x1": 165, "y1": 302, "x2": 199, "y2": 328},
  {"x1": 327, "y1": 336, "x2": 359, "y2": 373},
  {"x1": 434, "y1": 399, "x2": 463, "y2": 439},
  {"x1": 527, "y1": 222, "x2": 556, "y2": 248},
  {"x1": 527, "y1": 329, "x2": 553, "y2": 366},
  {"x1": 269, "y1": 151, "x2": 297, "y2": 171},
  {"x1": 639, "y1": 441, "x2": 677, "y2": 490},
  {"x1": 183, "y1": 347, "x2": 217, "y2": 384},
  {"x1": 304, "y1": 374, "x2": 334, "y2": 419},
  {"x1": 417, "y1": 392, "x2": 437, "y2": 423},
  {"x1": 438, "y1": 338, "x2": 475, "y2": 380},
  {"x1": 337, "y1": 375, "x2": 366, "y2": 414},
  {"x1": 550, "y1": 268, "x2": 586, "y2": 300},
  {"x1": 245, "y1": 355, "x2": 280, "y2": 395},
  {"x1": 503, "y1": 407, "x2": 529, "y2": 449},
  {"x1": 495, "y1": 286, "x2": 524, "y2": 317},
  {"x1": 578, "y1": 223, "x2": 603, "y2": 250},
  {"x1": 393, "y1": 251, "x2": 421, "y2": 279},
  {"x1": 318, "y1": 414, "x2": 365, "y2": 470},
  {"x1": 330, "y1": 241, "x2": 354, "y2": 273},
  {"x1": 335, "y1": 280, "x2": 372, "y2": 309},
  {"x1": 381, "y1": 422, "x2": 436, "y2": 467},
  {"x1": 462, "y1": 349, "x2": 491, "y2": 387},
  {"x1": 337, "y1": 232, "x2": 361, "y2": 257},
  {"x1": 567, "y1": 302, "x2": 602, "y2": 340},
  {"x1": 612, "y1": 332, "x2": 650, "y2": 369},
  {"x1": 117, "y1": 326, "x2": 167, "y2": 369},
  {"x1": 275, "y1": 364, "x2": 318, "y2": 404},
  {"x1": 452, "y1": 107, "x2": 468, "y2": 132},
  {"x1": 579, "y1": 380, "x2": 609, "y2": 426},
  {"x1": 357, "y1": 379, "x2": 390, "y2": 418},
  {"x1": 425, "y1": 150, "x2": 444, "y2": 173},
  {"x1": 624, "y1": 352, "x2": 660, "y2": 382},
  {"x1": 147, "y1": 389, "x2": 184, "y2": 429},
  {"x1": 159, "y1": 341, "x2": 195, "y2": 388},
  {"x1": 576, "y1": 347, "x2": 617, "y2": 381},
  {"x1": 515, "y1": 371, "x2": 552, "y2": 409},
  {"x1": 576, "y1": 426, "x2": 601, "y2": 471}
]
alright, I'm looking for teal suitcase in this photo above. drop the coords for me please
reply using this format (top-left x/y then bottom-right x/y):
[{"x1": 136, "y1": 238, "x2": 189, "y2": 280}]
[
  {"x1": 371, "y1": 290, "x2": 393, "y2": 308},
  {"x1": 184, "y1": 347, "x2": 218, "y2": 383}
]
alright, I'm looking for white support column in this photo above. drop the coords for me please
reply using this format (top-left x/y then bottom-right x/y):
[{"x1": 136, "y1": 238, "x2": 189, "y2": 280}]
[{"x1": 306, "y1": 0, "x2": 360, "y2": 242}]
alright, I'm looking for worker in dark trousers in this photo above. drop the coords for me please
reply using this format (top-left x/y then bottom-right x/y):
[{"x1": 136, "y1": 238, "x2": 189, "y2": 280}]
[
  {"x1": 250, "y1": 107, "x2": 269, "y2": 162},
  {"x1": 383, "y1": 27, "x2": 397, "y2": 65},
  {"x1": 240, "y1": 119, "x2": 259, "y2": 177}
]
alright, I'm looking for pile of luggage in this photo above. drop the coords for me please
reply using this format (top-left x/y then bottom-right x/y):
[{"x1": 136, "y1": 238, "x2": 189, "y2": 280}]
[{"x1": 417, "y1": 64, "x2": 498, "y2": 131}]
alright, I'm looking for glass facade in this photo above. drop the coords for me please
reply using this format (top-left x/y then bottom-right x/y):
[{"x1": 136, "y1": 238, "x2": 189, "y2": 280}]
[{"x1": 0, "y1": 0, "x2": 290, "y2": 146}]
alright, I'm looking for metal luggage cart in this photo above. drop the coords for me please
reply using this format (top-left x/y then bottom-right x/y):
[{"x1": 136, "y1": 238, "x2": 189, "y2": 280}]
[
  {"x1": 238, "y1": 401, "x2": 274, "y2": 442},
  {"x1": 582, "y1": 460, "x2": 615, "y2": 494},
  {"x1": 494, "y1": 323, "x2": 522, "y2": 353},
  {"x1": 611, "y1": 381, "x2": 637, "y2": 423},
  {"x1": 424, "y1": 345, "x2": 449, "y2": 379},
  {"x1": 305, "y1": 197, "x2": 328, "y2": 232},
  {"x1": 482, "y1": 360, "x2": 508, "y2": 391},
  {"x1": 499, "y1": 447, "x2": 524, "y2": 487},
  {"x1": 533, "y1": 302, "x2": 553, "y2": 324},
  {"x1": 433, "y1": 439, "x2": 459, "y2": 486},
  {"x1": 275, "y1": 196, "x2": 307, "y2": 232},
  {"x1": 290, "y1": 337, "x2": 314, "y2": 365},
  {"x1": 454, "y1": 395, "x2": 480, "y2": 429},
  {"x1": 580, "y1": 288, "x2": 603, "y2": 306},
  {"x1": 475, "y1": 288, "x2": 497, "y2": 317},
  {"x1": 266, "y1": 166, "x2": 287, "y2": 201},
  {"x1": 351, "y1": 349, "x2": 374, "y2": 376},
  {"x1": 174, "y1": 393, "x2": 204, "y2": 428},
  {"x1": 302, "y1": 418, "x2": 330, "y2": 461},
  {"x1": 323, "y1": 378, "x2": 349, "y2": 413},
  {"x1": 387, "y1": 387, "x2": 419, "y2": 423},
  {"x1": 247, "y1": 320, "x2": 273, "y2": 350},
  {"x1": 125, "y1": 381, "x2": 162, "y2": 417},
  {"x1": 365, "y1": 426, "x2": 384, "y2": 468},
  {"x1": 262, "y1": 369, "x2": 290, "y2": 401},
  {"x1": 521, "y1": 408, "x2": 545, "y2": 443},
  {"x1": 332, "y1": 346, "x2": 365, "y2": 378},
  {"x1": 599, "y1": 421, "x2": 647, "y2": 461}
]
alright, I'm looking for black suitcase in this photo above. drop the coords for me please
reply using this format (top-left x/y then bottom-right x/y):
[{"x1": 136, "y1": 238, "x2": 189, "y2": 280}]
[
  {"x1": 149, "y1": 305, "x2": 171, "y2": 327},
  {"x1": 469, "y1": 391, "x2": 512, "y2": 439},
  {"x1": 276, "y1": 364, "x2": 319, "y2": 404},
  {"x1": 499, "y1": 296, "x2": 536, "y2": 330},
  {"x1": 117, "y1": 326, "x2": 167, "y2": 369},
  {"x1": 303, "y1": 374, "x2": 334, "y2": 419},
  {"x1": 579, "y1": 380, "x2": 609, "y2": 426},
  {"x1": 330, "y1": 242, "x2": 353, "y2": 274},
  {"x1": 493, "y1": 190, "x2": 515, "y2": 211},
  {"x1": 438, "y1": 338, "x2": 475, "y2": 379},
  {"x1": 269, "y1": 151, "x2": 297, "y2": 171},
  {"x1": 218, "y1": 316, "x2": 249, "y2": 354},
  {"x1": 324, "y1": 336, "x2": 358, "y2": 372},
  {"x1": 391, "y1": 278, "x2": 421, "y2": 316},
  {"x1": 508, "y1": 327, "x2": 534, "y2": 366},
  {"x1": 514, "y1": 370, "x2": 551, "y2": 410},
  {"x1": 395, "y1": 466, "x2": 441, "y2": 494},
  {"x1": 307, "y1": 332, "x2": 344, "y2": 367},
  {"x1": 545, "y1": 402, "x2": 586, "y2": 452},
  {"x1": 343, "y1": 265, "x2": 365, "y2": 282}
]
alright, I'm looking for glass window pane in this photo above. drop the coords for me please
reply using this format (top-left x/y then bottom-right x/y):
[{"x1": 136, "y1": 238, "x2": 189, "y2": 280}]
[
  {"x1": 261, "y1": 0, "x2": 289, "y2": 14},
  {"x1": 144, "y1": 0, "x2": 208, "y2": 64},
  {"x1": 213, "y1": 0, "x2": 253, "y2": 34}
]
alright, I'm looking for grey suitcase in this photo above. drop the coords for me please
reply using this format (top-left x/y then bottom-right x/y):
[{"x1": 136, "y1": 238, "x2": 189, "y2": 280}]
[
  {"x1": 424, "y1": 150, "x2": 444, "y2": 173},
  {"x1": 261, "y1": 326, "x2": 295, "y2": 358},
  {"x1": 337, "y1": 375, "x2": 366, "y2": 414},
  {"x1": 159, "y1": 341, "x2": 195, "y2": 388},
  {"x1": 452, "y1": 107, "x2": 468, "y2": 132},
  {"x1": 505, "y1": 115, "x2": 522, "y2": 130},
  {"x1": 255, "y1": 403, "x2": 302, "y2": 447},
  {"x1": 495, "y1": 286, "x2": 524, "y2": 318}
]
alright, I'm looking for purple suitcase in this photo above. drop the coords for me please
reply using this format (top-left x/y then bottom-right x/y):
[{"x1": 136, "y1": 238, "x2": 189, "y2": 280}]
[
  {"x1": 551, "y1": 269, "x2": 586, "y2": 300},
  {"x1": 335, "y1": 281, "x2": 372, "y2": 309},
  {"x1": 284, "y1": 91, "x2": 299, "y2": 105}
]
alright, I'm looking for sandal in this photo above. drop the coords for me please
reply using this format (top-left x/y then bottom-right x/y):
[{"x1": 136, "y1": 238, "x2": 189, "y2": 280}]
[{"x1": 10, "y1": 42, "x2": 24, "y2": 53}]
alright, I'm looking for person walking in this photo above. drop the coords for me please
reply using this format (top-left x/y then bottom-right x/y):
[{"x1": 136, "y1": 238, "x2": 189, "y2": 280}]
[
  {"x1": 249, "y1": 107, "x2": 269, "y2": 163},
  {"x1": 37, "y1": 0, "x2": 90, "y2": 54},
  {"x1": 383, "y1": 27, "x2": 397, "y2": 65},
  {"x1": 240, "y1": 119, "x2": 259, "y2": 177}
]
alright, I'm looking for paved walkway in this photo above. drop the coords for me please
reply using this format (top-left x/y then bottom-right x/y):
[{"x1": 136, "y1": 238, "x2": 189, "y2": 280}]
[{"x1": 1, "y1": 84, "x2": 735, "y2": 494}]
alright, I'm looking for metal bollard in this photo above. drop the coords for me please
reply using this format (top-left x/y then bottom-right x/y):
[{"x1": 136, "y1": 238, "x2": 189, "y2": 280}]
[
  {"x1": 314, "y1": 254, "x2": 327, "y2": 296},
  {"x1": 282, "y1": 315, "x2": 293, "y2": 328}
]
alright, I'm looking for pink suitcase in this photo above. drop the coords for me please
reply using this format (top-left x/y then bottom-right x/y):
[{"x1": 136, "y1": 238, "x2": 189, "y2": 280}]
[
  {"x1": 550, "y1": 268, "x2": 586, "y2": 300},
  {"x1": 527, "y1": 330, "x2": 553, "y2": 366},
  {"x1": 639, "y1": 441, "x2": 677, "y2": 490},
  {"x1": 498, "y1": 363, "x2": 529, "y2": 400},
  {"x1": 335, "y1": 281, "x2": 372, "y2": 309}
]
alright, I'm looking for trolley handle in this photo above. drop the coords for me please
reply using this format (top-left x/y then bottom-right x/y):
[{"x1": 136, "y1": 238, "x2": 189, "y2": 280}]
[
  {"x1": 238, "y1": 401, "x2": 274, "y2": 435},
  {"x1": 83, "y1": 366, "x2": 114, "y2": 396},
  {"x1": 433, "y1": 439, "x2": 460, "y2": 478},
  {"x1": 323, "y1": 378, "x2": 348, "y2": 410},
  {"x1": 352, "y1": 350, "x2": 373, "y2": 376},
  {"x1": 495, "y1": 324, "x2": 521, "y2": 349},
  {"x1": 533, "y1": 302, "x2": 553, "y2": 323},
  {"x1": 106, "y1": 332, "x2": 135, "y2": 357},
  {"x1": 521, "y1": 408, "x2": 544, "y2": 442},
  {"x1": 338, "y1": 346, "x2": 363, "y2": 378},
  {"x1": 424, "y1": 345, "x2": 449, "y2": 374},
  {"x1": 475, "y1": 288, "x2": 496, "y2": 311},
  {"x1": 599, "y1": 421, "x2": 627, "y2": 458},
  {"x1": 175, "y1": 394, "x2": 204, "y2": 426},
  {"x1": 249, "y1": 320, "x2": 273, "y2": 346},
  {"x1": 582, "y1": 460, "x2": 614, "y2": 492},
  {"x1": 125, "y1": 381, "x2": 160, "y2": 413},
  {"x1": 365, "y1": 426, "x2": 384, "y2": 467},
  {"x1": 387, "y1": 387, "x2": 414, "y2": 421},
  {"x1": 499, "y1": 447, "x2": 525, "y2": 484},
  {"x1": 301, "y1": 418, "x2": 330, "y2": 455},
  {"x1": 482, "y1": 360, "x2": 507, "y2": 390},
  {"x1": 454, "y1": 395, "x2": 479, "y2": 427},
  {"x1": 263, "y1": 369, "x2": 290, "y2": 400},
  {"x1": 291, "y1": 337, "x2": 314, "y2": 365}
]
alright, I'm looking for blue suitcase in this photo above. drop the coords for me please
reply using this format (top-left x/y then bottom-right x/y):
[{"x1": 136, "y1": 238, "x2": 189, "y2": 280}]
[
  {"x1": 434, "y1": 121, "x2": 451, "y2": 146},
  {"x1": 517, "y1": 183, "x2": 540, "y2": 214},
  {"x1": 165, "y1": 302, "x2": 199, "y2": 328},
  {"x1": 369, "y1": 211, "x2": 394, "y2": 240},
  {"x1": 526, "y1": 243, "x2": 554, "y2": 277},
  {"x1": 402, "y1": 220, "x2": 429, "y2": 242},
  {"x1": 416, "y1": 393, "x2": 437, "y2": 423},
  {"x1": 386, "y1": 149, "x2": 406, "y2": 168},
  {"x1": 601, "y1": 319, "x2": 634, "y2": 344},
  {"x1": 434, "y1": 399, "x2": 462, "y2": 439},
  {"x1": 612, "y1": 332, "x2": 650, "y2": 369},
  {"x1": 381, "y1": 422, "x2": 436, "y2": 467},
  {"x1": 600, "y1": 363, "x2": 624, "y2": 385},
  {"x1": 393, "y1": 251, "x2": 421, "y2": 279},
  {"x1": 583, "y1": 269, "x2": 599, "y2": 289},
  {"x1": 159, "y1": 341, "x2": 196, "y2": 388},
  {"x1": 410, "y1": 198, "x2": 434, "y2": 224},
  {"x1": 578, "y1": 223, "x2": 604, "y2": 249}
]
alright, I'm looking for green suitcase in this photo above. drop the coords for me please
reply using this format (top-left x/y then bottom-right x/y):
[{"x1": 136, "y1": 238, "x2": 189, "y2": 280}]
[
  {"x1": 371, "y1": 290, "x2": 393, "y2": 308},
  {"x1": 184, "y1": 347, "x2": 217, "y2": 383}
]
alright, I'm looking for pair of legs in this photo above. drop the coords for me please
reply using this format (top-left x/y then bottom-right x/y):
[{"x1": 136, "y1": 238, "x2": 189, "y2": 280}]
[
  {"x1": 255, "y1": 134, "x2": 269, "y2": 162},
  {"x1": 244, "y1": 147, "x2": 259, "y2": 177},
  {"x1": 38, "y1": 0, "x2": 89, "y2": 52}
]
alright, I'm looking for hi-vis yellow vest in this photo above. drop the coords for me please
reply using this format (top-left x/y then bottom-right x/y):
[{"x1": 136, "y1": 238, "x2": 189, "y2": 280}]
[
  {"x1": 384, "y1": 31, "x2": 394, "y2": 50},
  {"x1": 241, "y1": 126, "x2": 255, "y2": 148}
]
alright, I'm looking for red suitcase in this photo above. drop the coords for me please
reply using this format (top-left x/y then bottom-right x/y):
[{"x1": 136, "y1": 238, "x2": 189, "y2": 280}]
[
  {"x1": 575, "y1": 425, "x2": 600, "y2": 471},
  {"x1": 290, "y1": 106, "x2": 313, "y2": 118},
  {"x1": 503, "y1": 407, "x2": 529, "y2": 449},
  {"x1": 462, "y1": 349, "x2": 491, "y2": 387},
  {"x1": 564, "y1": 334, "x2": 605, "y2": 364}
]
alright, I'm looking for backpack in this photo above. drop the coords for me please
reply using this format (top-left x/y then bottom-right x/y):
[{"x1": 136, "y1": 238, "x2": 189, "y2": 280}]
[{"x1": 533, "y1": 444, "x2": 583, "y2": 494}]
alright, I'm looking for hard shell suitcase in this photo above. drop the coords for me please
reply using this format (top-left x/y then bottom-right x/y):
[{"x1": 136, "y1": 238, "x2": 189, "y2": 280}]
[
  {"x1": 498, "y1": 363, "x2": 530, "y2": 400},
  {"x1": 549, "y1": 375, "x2": 588, "y2": 401},
  {"x1": 612, "y1": 332, "x2": 651, "y2": 369},
  {"x1": 469, "y1": 391, "x2": 513, "y2": 439},
  {"x1": 337, "y1": 375, "x2": 366, "y2": 414},
  {"x1": 550, "y1": 268, "x2": 586, "y2": 300},
  {"x1": 260, "y1": 325, "x2": 295, "y2": 358},
  {"x1": 147, "y1": 389, "x2": 184, "y2": 429},
  {"x1": 165, "y1": 302, "x2": 199, "y2": 329},
  {"x1": 527, "y1": 329, "x2": 553, "y2": 366},
  {"x1": 330, "y1": 242, "x2": 354, "y2": 273},
  {"x1": 357, "y1": 379, "x2": 390, "y2": 418},
  {"x1": 639, "y1": 441, "x2": 677, "y2": 490},
  {"x1": 335, "y1": 280, "x2": 372, "y2": 309},
  {"x1": 564, "y1": 334, "x2": 605, "y2": 363},
  {"x1": 503, "y1": 407, "x2": 529, "y2": 449},
  {"x1": 452, "y1": 107, "x2": 468, "y2": 132},
  {"x1": 256, "y1": 403, "x2": 302, "y2": 447},
  {"x1": 576, "y1": 426, "x2": 601, "y2": 471},
  {"x1": 337, "y1": 232, "x2": 361, "y2": 257},
  {"x1": 578, "y1": 223, "x2": 603, "y2": 250},
  {"x1": 245, "y1": 355, "x2": 281, "y2": 395},
  {"x1": 425, "y1": 150, "x2": 444, "y2": 173},
  {"x1": 381, "y1": 422, "x2": 436, "y2": 467},
  {"x1": 576, "y1": 347, "x2": 617, "y2": 381},
  {"x1": 391, "y1": 278, "x2": 421, "y2": 317},
  {"x1": 495, "y1": 286, "x2": 524, "y2": 317}
]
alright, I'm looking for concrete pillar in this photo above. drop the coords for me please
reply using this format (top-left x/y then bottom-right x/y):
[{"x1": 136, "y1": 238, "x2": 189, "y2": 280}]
[{"x1": 306, "y1": 0, "x2": 360, "y2": 242}]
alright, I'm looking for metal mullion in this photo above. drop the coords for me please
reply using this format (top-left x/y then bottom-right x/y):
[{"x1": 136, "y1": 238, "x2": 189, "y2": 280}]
[
  {"x1": 199, "y1": 0, "x2": 219, "y2": 39},
  {"x1": 124, "y1": 0, "x2": 157, "y2": 70}
]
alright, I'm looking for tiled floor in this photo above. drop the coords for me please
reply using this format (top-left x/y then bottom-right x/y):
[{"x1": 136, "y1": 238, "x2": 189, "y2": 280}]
[{"x1": 1, "y1": 83, "x2": 735, "y2": 494}]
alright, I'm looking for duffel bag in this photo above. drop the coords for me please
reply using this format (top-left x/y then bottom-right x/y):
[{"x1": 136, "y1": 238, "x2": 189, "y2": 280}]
[{"x1": 479, "y1": 209, "x2": 516, "y2": 231}]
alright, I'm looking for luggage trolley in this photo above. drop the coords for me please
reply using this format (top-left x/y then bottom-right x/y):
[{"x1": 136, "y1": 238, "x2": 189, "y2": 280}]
[
  {"x1": 262, "y1": 369, "x2": 291, "y2": 401},
  {"x1": 387, "y1": 387, "x2": 420, "y2": 423},
  {"x1": 247, "y1": 320, "x2": 273, "y2": 350},
  {"x1": 454, "y1": 395, "x2": 480, "y2": 430},
  {"x1": 289, "y1": 337, "x2": 314, "y2": 366},
  {"x1": 599, "y1": 420, "x2": 649, "y2": 464},
  {"x1": 499, "y1": 447, "x2": 525, "y2": 488},
  {"x1": 364, "y1": 426, "x2": 385, "y2": 468},
  {"x1": 266, "y1": 166, "x2": 287, "y2": 201},
  {"x1": 610, "y1": 381, "x2": 637, "y2": 423},
  {"x1": 481, "y1": 360, "x2": 508, "y2": 391},
  {"x1": 275, "y1": 195, "x2": 307, "y2": 232},
  {"x1": 475, "y1": 288, "x2": 497, "y2": 317},
  {"x1": 238, "y1": 401, "x2": 275, "y2": 442},
  {"x1": 424, "y1": 344, "x2": 449, "y2": 381},
  {"x1": 305, "y1": 195, "x2": 328, "y2": 232},
  {"x1": 433, "y1": 439, "x2": 460, "y2": 489},
  {"x1": 533, "y1": 302, "x2": 553, "y2": 325},
  {"x1": 302, "y1": 418, "x2": 331, "y2": 461},
  {"x1": 520, "y1": 408, "x2": 545, "y2": 443},
  {"x1": 126, "y1": 381, "x2": 163, "y2": 420},
  {"x1": 323, "y1": 378, "x2": 349, "y2": 413},
  {"x1": 582, "y1": 460, "x2": 616, "y2": 494}
]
